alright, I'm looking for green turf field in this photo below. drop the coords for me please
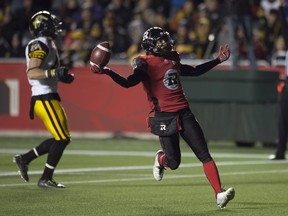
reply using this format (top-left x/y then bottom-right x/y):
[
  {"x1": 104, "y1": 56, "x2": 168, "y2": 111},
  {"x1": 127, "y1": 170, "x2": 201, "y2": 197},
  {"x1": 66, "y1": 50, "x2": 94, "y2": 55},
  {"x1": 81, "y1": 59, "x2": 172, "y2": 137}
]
[{"x1": 0, "y1": 137, "x2": 287, "y2": 216}]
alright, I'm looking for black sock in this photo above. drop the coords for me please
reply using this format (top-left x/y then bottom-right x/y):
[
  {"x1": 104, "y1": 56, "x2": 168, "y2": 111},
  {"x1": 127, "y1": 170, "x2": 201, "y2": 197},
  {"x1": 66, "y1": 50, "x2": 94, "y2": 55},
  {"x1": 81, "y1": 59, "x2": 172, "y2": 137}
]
[
  {"x1": 35, "y1": 138, "x2": 55, "y2": 155},
  {"x1": 22, "y1": 138, "x2": 55, "y2": 164},
  {"x1": 41, "y1": 166, "x2": 54, "y2": 181},
  {"x1": 40, "y1": 139, "x2": 70, "y2": 180}
]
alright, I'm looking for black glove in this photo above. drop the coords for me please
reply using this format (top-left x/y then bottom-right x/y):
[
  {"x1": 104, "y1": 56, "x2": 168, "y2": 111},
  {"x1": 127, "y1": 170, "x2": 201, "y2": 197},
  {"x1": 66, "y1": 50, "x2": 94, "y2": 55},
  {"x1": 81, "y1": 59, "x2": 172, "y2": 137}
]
[
  {"x1": 46, "y1": 67, "x2": 74, "y2": 84},
  {"x1": 56, "y1": 67, "x2": 74, "y2": 84},
  {"x1": 55, "y1": 67, "x2": 68, "y2": 79},
  {"x1": 59, "y1": 73, "x2": 74, "y2": 84}
]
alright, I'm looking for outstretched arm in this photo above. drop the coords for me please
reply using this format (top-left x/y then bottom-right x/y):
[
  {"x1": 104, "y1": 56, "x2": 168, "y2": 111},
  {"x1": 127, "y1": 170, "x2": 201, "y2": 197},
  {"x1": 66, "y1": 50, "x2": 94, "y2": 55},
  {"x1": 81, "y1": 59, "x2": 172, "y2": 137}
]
[
  {"x1": 90, "y1": 56, "x2": 149, "y2": 88},
  {"x1": 103, "y1": 68, "x2": 148, "y2": 88},
  {"x1": 181, "y1": 44, "x2": 230, "y2": 76}
]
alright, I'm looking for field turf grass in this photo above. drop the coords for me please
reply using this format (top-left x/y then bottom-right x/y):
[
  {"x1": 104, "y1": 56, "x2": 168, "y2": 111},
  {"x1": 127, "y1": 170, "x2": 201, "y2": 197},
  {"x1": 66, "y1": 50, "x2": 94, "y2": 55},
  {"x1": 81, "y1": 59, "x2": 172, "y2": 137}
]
[{"x1": 0, "y1": 137, "x2": 288, "y2": 216}]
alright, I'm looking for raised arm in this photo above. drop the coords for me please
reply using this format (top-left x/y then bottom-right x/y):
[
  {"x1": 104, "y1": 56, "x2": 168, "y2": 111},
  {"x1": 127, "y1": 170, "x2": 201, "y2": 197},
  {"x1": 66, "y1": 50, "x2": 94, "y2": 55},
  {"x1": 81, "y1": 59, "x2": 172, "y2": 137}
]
[{"x1": 181, "y1": 44, "x2": 230, "y2": 76}]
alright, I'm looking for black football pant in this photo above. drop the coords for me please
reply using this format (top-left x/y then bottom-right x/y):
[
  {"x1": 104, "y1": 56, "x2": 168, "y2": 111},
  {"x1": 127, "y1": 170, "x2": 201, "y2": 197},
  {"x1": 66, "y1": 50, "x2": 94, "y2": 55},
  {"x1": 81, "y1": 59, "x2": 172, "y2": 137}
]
[{"x1": 158, "y1": 107, "x2": 213, "y2": 170}]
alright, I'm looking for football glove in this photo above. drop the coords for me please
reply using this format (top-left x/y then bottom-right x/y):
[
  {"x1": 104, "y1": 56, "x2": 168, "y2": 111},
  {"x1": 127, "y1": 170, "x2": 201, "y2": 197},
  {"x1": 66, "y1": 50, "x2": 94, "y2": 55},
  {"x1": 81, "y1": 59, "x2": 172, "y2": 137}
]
[
  {"x1": 217, "y1": 44, "x2": 230, "y2": 62},
  {"x1": 59, "y1": 73, "x2": 74, "y2": 84},
  {"x1": 46, "y1": 67, "x2": 74, "y2": 84}
]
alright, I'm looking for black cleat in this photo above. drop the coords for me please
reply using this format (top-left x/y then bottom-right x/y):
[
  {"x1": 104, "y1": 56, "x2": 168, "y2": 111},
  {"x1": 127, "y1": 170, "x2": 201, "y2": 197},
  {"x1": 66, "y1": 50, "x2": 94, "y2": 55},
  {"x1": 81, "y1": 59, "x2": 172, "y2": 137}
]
[
  {"x1": 13, "y1": 154, "x2": 29, "y2": 182},
  {"x1": 38, "y1": 179, "x2": 65, "y2": 188}
]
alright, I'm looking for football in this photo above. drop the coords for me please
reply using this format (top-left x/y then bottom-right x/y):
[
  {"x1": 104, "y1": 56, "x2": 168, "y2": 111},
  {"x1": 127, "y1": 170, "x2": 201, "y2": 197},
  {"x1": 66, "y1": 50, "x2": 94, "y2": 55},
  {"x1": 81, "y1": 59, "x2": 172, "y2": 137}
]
[{"x1": 90, "y1": 41, "x2": 111, "y2": 69}]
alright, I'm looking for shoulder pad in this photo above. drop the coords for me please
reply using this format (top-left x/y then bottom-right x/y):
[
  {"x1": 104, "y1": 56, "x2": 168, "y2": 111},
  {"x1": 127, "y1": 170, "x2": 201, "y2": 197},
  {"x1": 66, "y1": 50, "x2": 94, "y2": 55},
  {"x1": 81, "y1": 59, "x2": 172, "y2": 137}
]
[
  {"x1": 131, "y1": 57, "x2": 148, "y2": 72},
  {"x1": 28, "y1": 40, "x2": 49, "y2": 60}
]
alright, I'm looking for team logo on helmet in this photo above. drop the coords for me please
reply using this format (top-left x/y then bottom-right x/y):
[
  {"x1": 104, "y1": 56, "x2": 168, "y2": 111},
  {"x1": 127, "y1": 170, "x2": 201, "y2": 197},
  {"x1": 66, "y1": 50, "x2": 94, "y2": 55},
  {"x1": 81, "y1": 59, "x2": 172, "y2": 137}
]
[
  {"x1": 141, "y1": 27, "x2": 174, "y2": 57},
  {"x1": 29, "y1": 11, "x2": 62, "y2": 39},
  {"x1": 32, "y1": 15, "x2": 48, "y2": 30}
]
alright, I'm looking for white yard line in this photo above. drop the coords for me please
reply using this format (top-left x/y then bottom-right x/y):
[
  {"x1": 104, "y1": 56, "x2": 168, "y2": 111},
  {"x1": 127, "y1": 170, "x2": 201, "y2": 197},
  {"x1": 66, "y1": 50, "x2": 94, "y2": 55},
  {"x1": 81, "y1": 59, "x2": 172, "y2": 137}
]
[
  {"x1": 0, "y1": 149, "x2": 276, "y2": 158},
  {"x1": 1, "y1": 149, "x2": 288, "y2": 187},
  {"x1": 68, "y1": 169, "x2": 288, "y2": 185},
  {"x1": 1, "y1": 168, "x2": 288, "y2": 187},
  {"x1": 2, "y1": 159, "x2": 288, "y2": 177}
]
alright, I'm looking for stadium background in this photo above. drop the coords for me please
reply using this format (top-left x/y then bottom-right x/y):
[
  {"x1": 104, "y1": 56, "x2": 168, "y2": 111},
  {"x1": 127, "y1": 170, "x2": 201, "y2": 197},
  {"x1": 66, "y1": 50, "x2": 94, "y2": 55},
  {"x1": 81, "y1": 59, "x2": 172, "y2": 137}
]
[{"x1": 0, "y1": 0, "x2": 286, "y2": 144}]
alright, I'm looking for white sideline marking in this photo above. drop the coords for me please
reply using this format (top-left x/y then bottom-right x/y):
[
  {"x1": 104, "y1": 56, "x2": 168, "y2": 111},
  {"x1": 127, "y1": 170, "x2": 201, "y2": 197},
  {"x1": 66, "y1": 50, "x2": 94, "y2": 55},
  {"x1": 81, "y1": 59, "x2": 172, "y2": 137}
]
[
  {"x1": 65, "y1": 169, "x2": 288, "y2": 185},
  {"x1": 1, "y1": 160, "x2": 288, "y2": 178},
  {"x1": 2, "y1": 149, "x2": 288, "y2": 187},
  {"x1": 0, "y1": 149, "x2": 277, "y2": 159},
  {"x1": 1, "y1": 169, "x2": 288, "y2": 187},
  {"x1": 2, "y1": 160, "x2": 288, "y2": 177}
]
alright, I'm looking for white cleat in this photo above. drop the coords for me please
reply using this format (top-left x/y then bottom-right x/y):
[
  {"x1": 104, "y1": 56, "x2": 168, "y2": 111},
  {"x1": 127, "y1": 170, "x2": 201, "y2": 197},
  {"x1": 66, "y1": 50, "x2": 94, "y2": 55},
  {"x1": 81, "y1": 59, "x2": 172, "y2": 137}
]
[
  {"x1": 153, "y1": 150, "x2": 165, "y2": 181},
  {"x1": 268, "y1": 154, "x2": 285, "y2": 160},
  {"x1": 217, "y1": 187, "x2": 235, "y2": 209}
]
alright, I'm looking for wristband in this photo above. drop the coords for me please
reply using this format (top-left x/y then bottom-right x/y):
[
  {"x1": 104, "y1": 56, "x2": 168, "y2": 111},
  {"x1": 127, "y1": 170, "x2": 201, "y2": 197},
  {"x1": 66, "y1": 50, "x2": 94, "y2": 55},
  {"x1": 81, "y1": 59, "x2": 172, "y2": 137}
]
[{"x1": 45, "y1": 69, "x2": 56, "y2": 78}]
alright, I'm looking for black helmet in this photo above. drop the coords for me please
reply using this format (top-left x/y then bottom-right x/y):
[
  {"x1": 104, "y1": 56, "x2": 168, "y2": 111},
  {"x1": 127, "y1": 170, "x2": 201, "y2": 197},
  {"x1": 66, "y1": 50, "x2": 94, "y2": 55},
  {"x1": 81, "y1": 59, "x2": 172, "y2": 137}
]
[
  {"x1": 141, "y1": 27, "x2": 175, "y2": 57},
  {"x1": 29, "y1": 11, "x2": 62, "y2": 39}
]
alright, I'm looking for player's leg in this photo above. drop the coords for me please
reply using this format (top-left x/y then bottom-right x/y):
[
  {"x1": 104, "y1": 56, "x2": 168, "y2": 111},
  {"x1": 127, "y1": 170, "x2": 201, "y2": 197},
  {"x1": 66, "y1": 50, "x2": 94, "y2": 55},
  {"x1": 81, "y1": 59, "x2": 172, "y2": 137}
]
[
  {"x1": 153, "y1": 133, "x2": 180, "y2": 181},
  {"x1": 13, "y1": 138, "x2": 54, "y2": 182},
  {"x1": 179, "y1": 110, "x2": 221, "y2": 194},
  {"x1": 159, "y1": 134, "x2": 181, "y2": 170},
  {"x1": 35, "y1": 99, "x2": 71, "y2": 188},
  {"x1": 13, "y1": 97, "x2": 65, "y2": 182},
  {"x1": 179, "y1": 108, "x2": 234, "y2": 208},
  {"x1": 271, "y1": 85, "x2": 288, "y2": 159}
]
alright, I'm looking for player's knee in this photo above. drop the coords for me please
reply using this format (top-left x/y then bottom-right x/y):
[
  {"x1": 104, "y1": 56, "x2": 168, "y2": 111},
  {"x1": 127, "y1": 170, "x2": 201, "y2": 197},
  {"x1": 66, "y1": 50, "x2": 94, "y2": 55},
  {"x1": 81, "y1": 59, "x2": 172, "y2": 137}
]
[
  {"x1": 169, "y1": 163, "x2": 180, "y2": 170},
  {"x1": 197, "y1": 151, "x2": 212, "y2": 163},
  {"x1": 167, "y1": 158, "x2": 181, "y2": 170},
  {"x1": 58, "y1": 138, "x2": 71, "y2": 146},
  {"x1": 64, "y1": 138, "x2": 71, "y2": 146}
]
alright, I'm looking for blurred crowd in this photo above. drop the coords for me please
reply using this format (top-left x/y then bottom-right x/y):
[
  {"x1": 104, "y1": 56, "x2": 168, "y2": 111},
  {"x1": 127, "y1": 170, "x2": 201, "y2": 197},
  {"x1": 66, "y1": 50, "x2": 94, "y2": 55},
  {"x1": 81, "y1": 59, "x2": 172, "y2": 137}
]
[{"x1": 0, "y1": 0, "x2": 288, "y2": 68}]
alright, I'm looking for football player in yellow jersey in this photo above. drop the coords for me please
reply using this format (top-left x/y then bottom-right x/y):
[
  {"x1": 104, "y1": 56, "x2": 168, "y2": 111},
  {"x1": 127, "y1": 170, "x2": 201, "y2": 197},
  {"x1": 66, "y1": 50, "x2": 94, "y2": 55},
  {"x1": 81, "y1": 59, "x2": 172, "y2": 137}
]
[{"x1": 13, "y1": 11, "x2": 74, "y2": 188}]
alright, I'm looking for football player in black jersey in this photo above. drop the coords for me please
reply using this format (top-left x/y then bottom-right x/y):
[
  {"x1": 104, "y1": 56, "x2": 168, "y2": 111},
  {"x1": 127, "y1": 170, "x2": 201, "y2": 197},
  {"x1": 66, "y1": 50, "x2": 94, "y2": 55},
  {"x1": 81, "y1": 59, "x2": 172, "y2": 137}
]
[{"x1": 91, "y1": 27, "x2": 235, "y2": 209}]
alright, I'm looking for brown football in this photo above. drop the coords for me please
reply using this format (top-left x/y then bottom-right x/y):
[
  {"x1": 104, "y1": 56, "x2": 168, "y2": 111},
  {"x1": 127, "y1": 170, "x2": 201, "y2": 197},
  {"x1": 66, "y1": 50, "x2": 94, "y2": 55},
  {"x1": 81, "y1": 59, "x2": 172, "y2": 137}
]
[{"x1": 90, "y1": 41, "x2": 111, "y2": 68}]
